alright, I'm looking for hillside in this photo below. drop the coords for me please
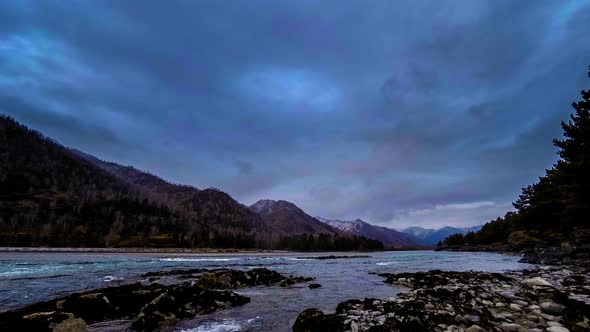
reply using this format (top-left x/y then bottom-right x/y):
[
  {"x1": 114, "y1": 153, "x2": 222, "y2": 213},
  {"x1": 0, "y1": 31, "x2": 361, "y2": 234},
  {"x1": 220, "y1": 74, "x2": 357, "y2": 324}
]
[
  {"x1": 0, "y1": 115, "x2": 270, "y2": 248},
  {"x1": 72, "y1": 150, "x2": 267, "y2": 235},
  {"x1": 317, "y1": 217, "x2": 427, "y2": 248},
  {"x1": 0, "y1": 115, "x2": 193, "y2": 247},
  {"x1": 250, "y1": 200, "x2": 343, "y2": 236}
]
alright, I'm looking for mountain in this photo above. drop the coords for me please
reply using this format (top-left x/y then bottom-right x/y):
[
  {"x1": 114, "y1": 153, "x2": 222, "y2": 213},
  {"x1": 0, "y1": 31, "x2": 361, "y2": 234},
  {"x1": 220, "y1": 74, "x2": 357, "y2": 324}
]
[
  {"x1": 402, "y1": 225, "x2": 483, "y2": 245},
  {"x1": 0, "y1": 115, "x2": 384, "y2": 250},
  {"x1": 72, "y1": 149, "x2": 267, "y2": 234},
  {"x1": 250, "y1": 200, "x2": 384, "y2": 250},
  {"x1": 317, "y1": 217, "x2": 427, "y2": 248},
  {"x1": 0, "y1": 115, "x2": 267, "y2": 248},
  {"x1": 250, "y1": 200, "x2": 343, "y2": 236}
]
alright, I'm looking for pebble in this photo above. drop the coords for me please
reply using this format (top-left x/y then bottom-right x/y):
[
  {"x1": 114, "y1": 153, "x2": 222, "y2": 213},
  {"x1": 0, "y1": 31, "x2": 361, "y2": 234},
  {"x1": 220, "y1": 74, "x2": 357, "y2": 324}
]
[
  {"x1": 546, "y1": 327, "x2": 569, "y2": 332},
  {"x1": 500, "y1": 323, "x2": 524, "y2": 331}
]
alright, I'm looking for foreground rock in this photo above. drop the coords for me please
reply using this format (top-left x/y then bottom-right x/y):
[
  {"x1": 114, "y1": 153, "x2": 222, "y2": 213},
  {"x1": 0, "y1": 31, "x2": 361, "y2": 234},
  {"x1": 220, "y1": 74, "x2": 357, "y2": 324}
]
[
  {"x1": 0, "y1": 268, "x2": 311, "y2": 331},
  {"x1": 294, "y1": 267, "x2": 590, "y2": 332},
  {"x1": 520, "y1": 246, "x2": 590, "y2": 268},
  {"x1": 143, "y1": 267, "x2": 314, "y2": 287}
]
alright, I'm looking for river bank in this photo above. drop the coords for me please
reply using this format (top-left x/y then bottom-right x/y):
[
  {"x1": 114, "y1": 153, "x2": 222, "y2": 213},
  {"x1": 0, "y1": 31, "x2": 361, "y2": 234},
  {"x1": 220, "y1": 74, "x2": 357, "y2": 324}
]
[
  {"x1": 0, "y1": 268, "x2": 316, "y2": 331},
  {"x1": 439, "y1": 244, "x2": 590, "y2": 268},
  {"x1": 0, "y1": 251, "x2": 531, "y2": 331},
  {"x1": 293, "y1": 263, "x2": 590, "y2": 332}
]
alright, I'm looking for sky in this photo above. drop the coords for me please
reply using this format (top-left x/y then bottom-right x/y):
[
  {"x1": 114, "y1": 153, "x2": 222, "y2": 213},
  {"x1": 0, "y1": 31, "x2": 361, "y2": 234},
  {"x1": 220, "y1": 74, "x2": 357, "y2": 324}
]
[{"x1": 1, "y1": 1, "x2": 589, "y2": 229}]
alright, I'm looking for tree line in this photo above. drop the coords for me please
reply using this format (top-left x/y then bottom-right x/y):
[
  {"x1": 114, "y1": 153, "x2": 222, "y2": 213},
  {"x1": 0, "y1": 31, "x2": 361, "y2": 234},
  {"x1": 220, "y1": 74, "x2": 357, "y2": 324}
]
[{"x1": 439, "y1": 67, "x2": 590, "y2": 249}]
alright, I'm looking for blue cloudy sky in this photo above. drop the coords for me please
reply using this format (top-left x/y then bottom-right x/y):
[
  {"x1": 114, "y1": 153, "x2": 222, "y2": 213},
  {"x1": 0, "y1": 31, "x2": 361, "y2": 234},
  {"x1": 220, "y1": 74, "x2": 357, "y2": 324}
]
[{"x1": 1, "y1": 1, "x2": 589, "y2": 228}]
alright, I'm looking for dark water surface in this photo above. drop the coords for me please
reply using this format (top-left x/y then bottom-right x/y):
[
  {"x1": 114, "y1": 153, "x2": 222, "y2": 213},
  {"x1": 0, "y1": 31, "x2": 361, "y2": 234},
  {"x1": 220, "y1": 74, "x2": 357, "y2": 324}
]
[{"x1": 0, "y1": 250, "x2": 530, "y2": 331}]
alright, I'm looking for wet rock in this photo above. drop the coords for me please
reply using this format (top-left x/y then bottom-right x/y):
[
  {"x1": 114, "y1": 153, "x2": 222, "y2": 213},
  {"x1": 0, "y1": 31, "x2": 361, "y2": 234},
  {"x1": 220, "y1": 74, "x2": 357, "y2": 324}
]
[
  {"x1": 521, "y1": 277, "x2": 554, "y2": 288},
  {"x1": 572, "y1": 321, "x2": 590, "y2": 331},
  {"x1": 309, "y1": 283, "x2": 322, "y2": 289},
  {"x1": 462, "y1": 314, "x2": 480, "y2": 324},
  {"x1": 547, "y1": 327, "x2": 570, "y2": 332},
  {"x1": 499, "y1": 323, "x2": 524, "y2": 331},
  {"x1": 293, "y1": 265, "x2": 590, "y2": 332},
  {"x1": 16, "y1": 311, "x2": 85, "y2": 332},
  {"x1": 280, "y1": 278, "x2": 296, "y2": 287},
  {"x1": 0, "y1": 268, "x2": 309, "y2": 332},
  {"x1": 465, "y1": 325, "x2": 484, "y2": 332},
  {"x1": 540, "y1": 302, "x2": 565, "y2": 315},
  {"x1": 57, "y1": 292, "x2": 114, "y2": 323},
  {"x1": 292, "y1": 308, "x2": 344, "y2": 332},
  {"x1": 52, "y1": 315, "x2": 86, "y2": 332},
  {"x1": 131, "y1": 293, "x2": 178, "y2": 331},
  {"x1": 143, "y1": 268, "x2": 207, "y2": 277}
]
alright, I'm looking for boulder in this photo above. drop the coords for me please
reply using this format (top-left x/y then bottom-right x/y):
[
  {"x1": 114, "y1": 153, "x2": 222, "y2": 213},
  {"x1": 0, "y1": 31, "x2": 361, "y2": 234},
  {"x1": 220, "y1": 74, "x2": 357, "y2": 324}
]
[
  {"x1": 293, "y1": 308, "x2": 344, "y2": 332},
  {"x1": 521, "y1": 277, "x2": 554, "y2": 288},
  {"x1": 465, "y1": 325, "x2": 484, "y2": 332},
  {"x1": 19, "y1": 311, "x2": 85, "y2": 332},
  {"x1": 547, "y1": 327, "x2": 570, "y2": 332},
  {"x1": 540, "y1": 302, "x2": 565, "y2": 315},
  {"x1": 499, "y1": 323, "x2": 525, "y2": 332},
  {"x1": 52, "y1": 315, "x2": 87, "y2": 332}
]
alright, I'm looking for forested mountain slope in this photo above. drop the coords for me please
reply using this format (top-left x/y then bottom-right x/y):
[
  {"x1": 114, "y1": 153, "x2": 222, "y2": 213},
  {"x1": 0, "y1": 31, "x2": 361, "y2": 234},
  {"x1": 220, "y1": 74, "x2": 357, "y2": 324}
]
[
  {"x1": 0, "y1": 116, "x2": 385, "y2": 250},
  {"x1": 0, "y1": 115, "x2": 266, "y2": 248}
]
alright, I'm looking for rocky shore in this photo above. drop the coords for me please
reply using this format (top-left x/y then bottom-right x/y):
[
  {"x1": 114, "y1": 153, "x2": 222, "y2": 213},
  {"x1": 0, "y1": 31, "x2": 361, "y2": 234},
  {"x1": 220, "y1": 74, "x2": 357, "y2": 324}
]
[
  {"x1": 442, "y1": 245, "x2": 590, "y2": 269},
  {"x1": 294, "y1": 266, "x2": 590, "y2": 332},
  {"x1": 0, "y1": 268, "x2": 315, "y2": 331}
]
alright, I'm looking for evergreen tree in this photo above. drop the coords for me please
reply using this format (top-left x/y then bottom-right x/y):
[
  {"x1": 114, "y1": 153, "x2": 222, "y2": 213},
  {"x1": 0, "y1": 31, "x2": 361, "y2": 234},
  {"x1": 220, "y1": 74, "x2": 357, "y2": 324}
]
[
  {"x1": 552, "y1": 69, "x2": 590, "y2": 227},
  {"x1": 442, "y1": 66, "x2": 590, "y2": 247}
]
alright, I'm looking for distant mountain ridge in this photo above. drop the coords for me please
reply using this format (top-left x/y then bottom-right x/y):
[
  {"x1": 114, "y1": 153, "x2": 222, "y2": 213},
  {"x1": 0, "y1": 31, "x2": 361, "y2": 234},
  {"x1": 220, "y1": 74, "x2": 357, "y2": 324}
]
[
  {"x1": 316, "y1": 217, "x2": 428, "y2": 248},
  {"x1": 250, "y1": 200, "x2": 343, "y2": 236},
  {"x1": 402, "y1": 225, "x2": 483, "y2": 245}
]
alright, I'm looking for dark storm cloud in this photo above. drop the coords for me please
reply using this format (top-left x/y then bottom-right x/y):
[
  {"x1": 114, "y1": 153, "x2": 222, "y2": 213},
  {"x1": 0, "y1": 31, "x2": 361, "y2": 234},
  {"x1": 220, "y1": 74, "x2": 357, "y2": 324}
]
[{"x1": 1, "y1": 0, "x2": 589, "y2": 228}]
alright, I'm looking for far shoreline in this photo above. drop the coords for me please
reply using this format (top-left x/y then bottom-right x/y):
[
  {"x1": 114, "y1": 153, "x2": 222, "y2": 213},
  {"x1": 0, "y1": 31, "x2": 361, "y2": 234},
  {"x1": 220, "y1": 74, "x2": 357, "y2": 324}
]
[{"x1": 0, "y1": 247, "x2": 433, "y2": 255}]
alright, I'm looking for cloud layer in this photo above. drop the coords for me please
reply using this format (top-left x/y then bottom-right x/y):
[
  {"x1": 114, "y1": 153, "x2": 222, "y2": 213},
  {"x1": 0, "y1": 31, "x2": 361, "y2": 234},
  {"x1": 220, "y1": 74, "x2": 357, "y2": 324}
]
[{"x1": 1, "y1": 1, "x2": 589, "y2": 228}]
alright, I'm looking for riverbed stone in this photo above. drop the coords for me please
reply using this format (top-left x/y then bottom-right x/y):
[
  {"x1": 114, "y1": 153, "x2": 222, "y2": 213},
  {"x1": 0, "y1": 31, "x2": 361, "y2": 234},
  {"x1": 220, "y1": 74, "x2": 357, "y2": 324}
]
[
  {"x1": 52, "y1": 315, "x2": 86, "y2": 332},
  {"x1": 521, "y1": 277, "x2": 554, "y2": 288},
  {"x1": 540, "y1": 302, "x2": 565, "y2": 315},
  {"x1": 547, "y1": 326, "x2": 569, "y2": 332},
  {"x1": 500, "y1": 322, "x2": 525, "y2": 331},
  {"x1": 465, "y1": 325, "x2": 484, "y2": 332}
]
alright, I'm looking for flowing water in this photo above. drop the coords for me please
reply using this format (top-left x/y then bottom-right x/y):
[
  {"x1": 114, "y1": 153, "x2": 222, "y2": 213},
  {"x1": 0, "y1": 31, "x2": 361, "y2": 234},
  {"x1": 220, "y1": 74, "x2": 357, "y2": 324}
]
[{"x1": 0, "y1": 250, "x2": 530, "y2": 331}]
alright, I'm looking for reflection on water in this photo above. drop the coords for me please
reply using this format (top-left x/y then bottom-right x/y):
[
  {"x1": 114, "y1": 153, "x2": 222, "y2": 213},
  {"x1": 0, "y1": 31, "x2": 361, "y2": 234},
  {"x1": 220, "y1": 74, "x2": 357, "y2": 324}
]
[{"x1": 0, "y1": 251, "x2": 530, "y2": 331}]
